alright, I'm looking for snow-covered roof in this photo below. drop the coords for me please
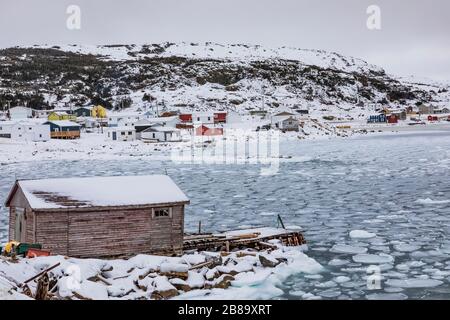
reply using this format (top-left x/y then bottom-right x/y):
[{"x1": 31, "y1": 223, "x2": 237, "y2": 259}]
[
  {"x1": 45, "y1": 120, "x2": 81, "y2": 127},
  {"x1": 0, "y1": 119, "x2": 49, "y2": 126},
  {"x1": 144, "y1": 126, "x2": 180, "y2": 133},
  {"x1": 7, "y1": 175, "x2": 189, "y2": 209},
  {"x1": 9, "y1": 106, "x2": 30, "y2": 111},
  {"x1": 146, "y1": 116, "x2": 178, "y2": 123},
  {"x1": 109, "y1": 126, "x2": 136, "y2": 132}
]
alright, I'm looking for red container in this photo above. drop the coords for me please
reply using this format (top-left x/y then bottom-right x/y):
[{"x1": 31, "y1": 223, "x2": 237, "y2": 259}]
[{"x1": 26, "y1": 248, "x2": 51, "y2": 258}]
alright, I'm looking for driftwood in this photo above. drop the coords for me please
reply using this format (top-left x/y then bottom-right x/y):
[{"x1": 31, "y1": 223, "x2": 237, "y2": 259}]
[
  {"x1": 21, "y1": 262, "x2": 61, "y2": 287},
  {"x1": 88, "y1": 274, "x2": 112, "y2": 286},
  {"x1": 258, "y1": 241, "x2": 278, "y2": 250},
  {"x1": 188, "y1": 260, "x2": 214, "y2": 270},
  {"x1": 73, "y1": 291, "x2": 92, "y2": 300},
  {"x1": 22, "y1": 284, "x2": 33, "y2": 298},
  {"x1": 35, "y1": 273, "x2": 49, "y2": 300}
]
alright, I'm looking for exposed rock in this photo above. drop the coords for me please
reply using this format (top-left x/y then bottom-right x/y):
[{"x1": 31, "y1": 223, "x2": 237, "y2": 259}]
[{"x1": 259, "y1": 254, "x2": 281, "y2": 268}]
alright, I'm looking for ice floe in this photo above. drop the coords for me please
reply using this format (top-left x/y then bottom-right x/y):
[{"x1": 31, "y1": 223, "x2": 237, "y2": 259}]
[
  {"x1": 386, "y1": 278, "x2": 443, "y2": 288},
  {"x1": 330, "y1": 244, "x2": 368, "y2": 255},
  {"x1": 352, "y1": 254, "x2": 394, "y2": 264},
  {"x1": 349, "y1": 230, "x2": 376, "y2": 239}
]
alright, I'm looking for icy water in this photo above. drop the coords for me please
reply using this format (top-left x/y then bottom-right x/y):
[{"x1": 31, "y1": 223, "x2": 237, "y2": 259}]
[{"x1": 1, "y1": 131, "x2": 450, "y2": 299}]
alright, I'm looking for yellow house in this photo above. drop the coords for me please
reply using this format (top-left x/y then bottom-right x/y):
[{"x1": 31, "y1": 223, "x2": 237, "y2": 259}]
[
  {"x1": 48, "y1": 111, "x2": 77, "y2": 121},
  {"x1": 91, "y1": 105, "x2": 108, "y2": 118}
]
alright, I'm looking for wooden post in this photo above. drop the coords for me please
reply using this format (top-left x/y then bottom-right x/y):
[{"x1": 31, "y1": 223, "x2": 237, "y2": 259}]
[
  {"x1": 198, "y1": 221, "x2": 202, "y2": 234},
  {"x1": 277, "y1": 214, "x2": 286, "y2": 229}
]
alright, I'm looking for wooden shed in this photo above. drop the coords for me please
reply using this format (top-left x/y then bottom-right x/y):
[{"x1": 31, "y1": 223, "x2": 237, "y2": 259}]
[{"x1": 5, "y1": 175, "x2": 190, "y2": 258}]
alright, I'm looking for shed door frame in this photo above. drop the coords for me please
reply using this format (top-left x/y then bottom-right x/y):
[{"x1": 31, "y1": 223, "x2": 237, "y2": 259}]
[{"x1": 14, "y1": 207, "x2": 26, "y2": 242}]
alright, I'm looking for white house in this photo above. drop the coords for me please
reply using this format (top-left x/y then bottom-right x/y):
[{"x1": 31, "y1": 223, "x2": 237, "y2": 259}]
[
  {"x1": 192, "y1": 112, "x2": 215, "y2": 125},
  {"x1": 270, "y1": 111, "x2": 297, "y2": 125},
  {"x1": 107, "y1": 126, "x2": 136, "y2": 141},
  {"x1": 141, "y1": 126, "x2": 181, "y2": 142},
  {"x1": 0, "y1": 121, "x2": 50, "y2": 141},
  {"x1": 9, "y1": 107, "x2": 32, "y2": 120},
  {"x1": 276, "y1": 116, "x2": 299, "y2": 132},
  {"x1": 135, "y1": 116, "x2": 179, "y2": 127},
  {"x1": 108, "y1": 113, "x2": 144, "y2": 127}
]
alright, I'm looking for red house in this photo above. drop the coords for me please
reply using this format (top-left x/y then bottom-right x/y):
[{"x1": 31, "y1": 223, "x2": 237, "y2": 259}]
[
  {"x1": 179, "y1": 114, "x2": 192, "y2": 123},
  {"x1": 387, "y1": 115, "x2": 398, "y2": 124},
  {"x1": 195, "y1": 125, "x2": 223, "y2": 136},
  {"x1": 428, "y1": 115, "x2": 438, "y2": 122},
  {"x1": 214, "y1": 112, "x2": 227, "y2": 124}
]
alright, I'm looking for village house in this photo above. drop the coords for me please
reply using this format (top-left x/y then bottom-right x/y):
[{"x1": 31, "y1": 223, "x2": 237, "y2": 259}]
[
  {"x1": 44, "y1": 120, "x2": 81, "y2": 139},
  {"x1": 74, "y1": 106, "x2": 93, "y2": 117},
  {"x1": 74, "y1": 105, "x2": 108, "y2": 118},
  {"x1": 276, "y1": 116, "x2": 299, "y2": 132},
  {"x1": 193, "y1": 112, "x2": 215, "y2": 125},
  {"x1": 195, "y1": 125, "x2": 224, "y2": 136},
  {"x1": 8, "y1": 106, "x2": 32, "y2": 120},
  {"x1": 32, "y1": 109, "x2": 53, "y2": 119},
  {"x1": 134, "y1": 117, "x2": 180, "y2": 139},
  {"x1": 48, "y1": 111, "x2": 77, "y2": 122},
  {"x1": 417, "y1": 104, "x2": 435, "y2": 115},
  {"x1": 0, "y1": 121, "x2": 50, "y2": 141},
  {"x1": 434, "y1": 107, "x2": 450, "y2": 114},
  {"x1": 270, "y1": 111, "x2": 297, "y2": 126},
  {"x1": 108, "y1": 113, "x2": 144, "y2": 127},
  {"x1": 141, "y1": 126, "x2": 182, "y2": 142},
  {"x1": 179, "y1": 112, "x2": 227, "y2": 126},
  {"x1": 390, "y1": 110, "x2": 407, "y2": 121},
  {"x1": 387, "y1": 114, "x2": 399, "y2": 124},
  {"x1": 107, "y1": 126, "x2": 136, "y2": 141},
  {"x1": 4, "y1": 175, "x2": 190, "y2": 258}
]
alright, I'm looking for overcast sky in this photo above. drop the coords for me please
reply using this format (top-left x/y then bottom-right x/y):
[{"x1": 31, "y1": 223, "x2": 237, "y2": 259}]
[{"x1": 1, "y1": 0, "x2": 449, "y2": 81}]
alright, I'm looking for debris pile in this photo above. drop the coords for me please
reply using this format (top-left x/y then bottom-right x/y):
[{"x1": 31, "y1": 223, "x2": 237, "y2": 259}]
[{"x1": 0, "y1": 239, "x2": 323, "y2": 300}]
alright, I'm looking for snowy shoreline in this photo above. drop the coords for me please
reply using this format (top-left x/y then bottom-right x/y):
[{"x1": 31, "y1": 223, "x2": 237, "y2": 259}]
[
  {"x1": 0, "y1": 242, "x2": 323, "y2": 300},
  {"x1": 1, "y1": 124, "x2": 449, "y2": 165}
]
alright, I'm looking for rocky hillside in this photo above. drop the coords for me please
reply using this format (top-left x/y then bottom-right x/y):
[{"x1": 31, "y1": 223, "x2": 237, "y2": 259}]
[{"x1": 0, "y1": 42, "x2": 448, "y2": 119}]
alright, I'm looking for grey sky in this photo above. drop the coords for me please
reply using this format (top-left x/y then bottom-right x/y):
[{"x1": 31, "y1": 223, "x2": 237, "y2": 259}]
[{"x1": 1, "y1": 0, "x2": 449, "y2": 81}]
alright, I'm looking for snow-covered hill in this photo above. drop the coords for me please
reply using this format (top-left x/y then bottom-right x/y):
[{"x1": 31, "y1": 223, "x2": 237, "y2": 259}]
[{"x1": 0, "y1": 42, "x2": 448, "y2": 120}]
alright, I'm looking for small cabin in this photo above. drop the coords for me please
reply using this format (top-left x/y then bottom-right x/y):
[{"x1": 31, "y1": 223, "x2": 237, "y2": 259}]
[
  {"x1": 5, "y1": 175, "x2": 190, "y2": 258},
  {"x1": 44, "y1": 120, "x2": 81, "y2": 139},
  {"x1": 277, "y1": 116, "x2": 299, "y2": 132}
]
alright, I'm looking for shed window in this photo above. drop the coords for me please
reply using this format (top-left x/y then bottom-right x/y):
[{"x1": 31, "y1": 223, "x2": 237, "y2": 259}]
[
  {"x1": 152, "y1": 207, "x2": 172, "y2": 218},
  {"x1": 121, "y1": 132, "x2": 125, "y2": 136},
  {"x1": 128, "y1": 131, "x2": 132, "y2": 135}
]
